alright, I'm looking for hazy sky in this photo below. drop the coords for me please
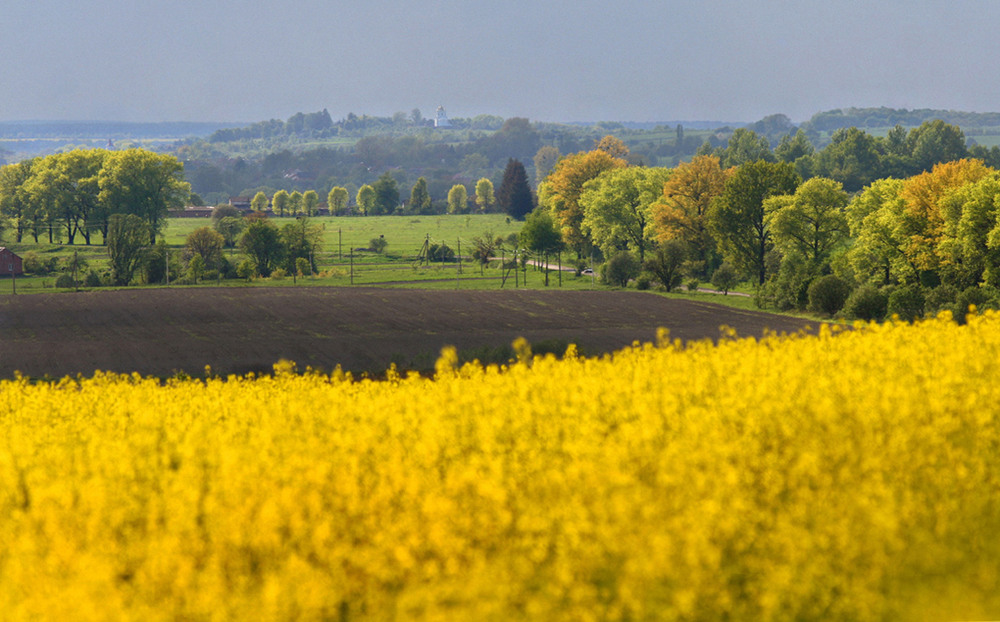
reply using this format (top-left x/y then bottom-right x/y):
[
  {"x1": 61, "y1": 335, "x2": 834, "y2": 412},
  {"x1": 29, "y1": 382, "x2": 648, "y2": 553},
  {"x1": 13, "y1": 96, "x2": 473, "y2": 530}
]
[{"x1": 2, "y1": 0, "x2": 998, "y2": 124}]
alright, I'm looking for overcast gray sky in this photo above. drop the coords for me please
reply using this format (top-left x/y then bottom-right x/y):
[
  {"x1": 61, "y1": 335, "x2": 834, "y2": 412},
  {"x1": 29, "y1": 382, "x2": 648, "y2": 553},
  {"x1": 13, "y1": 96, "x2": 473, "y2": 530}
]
[{"x1": 2, "y1": 0, "x2": 997, "y2": 124}]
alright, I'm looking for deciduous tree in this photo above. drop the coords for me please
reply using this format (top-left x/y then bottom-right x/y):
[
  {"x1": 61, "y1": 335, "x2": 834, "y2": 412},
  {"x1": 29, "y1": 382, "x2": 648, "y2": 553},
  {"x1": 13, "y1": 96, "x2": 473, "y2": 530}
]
[
  {"x1": 447, "y1": 184, "x2": 468, "y2": 214},
  {"x1": 98, "y1": 148, "x2": 189, "y2": 243},
  {"x1": 186, "y1": 226, "x2": 225, "y2": 270},
  {"x1": 373, "y1": 172, "x2": 399, "y2": 215},
  {"x1": 708, "y1": 161, "x2": 800, "y2": 284},
  {"x1": 106, "y1": 213, "x2": 151, "y2": 285},
  {"x1": 271, "y1": 190, "x2": 289, "y2": 216},
  {"x1": 474, "y1": 178, "x2": 495, "y2": 213},
  {"x1": 327, "y1": 186, "x2": 349, "y2": 215},
  {"x1": 356, "y1": 185, "x2": 376, "y2": 216},
  {"x1": 899, "y1": 159, "x2": 992, "y2": 272},
  {"x1": 580, "y1": 166, "x2": 671, "y2": 264},
  {"x1": 845, "y1": 178, "x2": 913, "y2": 285},
  {"x1": 239, "y1": 218, "x2": 286, "y2": 277},
  {"x1": 765, "y1": 177, "x2": 850, "y2": 267},
  {"x1": 538, "y1": 149, "x2": 627, "y2": 256},
  {"x1": 720, "y1": 128, "x2": 775, "y2": 168},
  {"x1": 0, "y1": 159, "x2": 37, "y2": 243},
  {"x1": 288, "y1": 190, "x2": 304, "y2": 216},
  {"x1": 409, "y1": 177, "x2": 432, "y2": 214},
  {"x1": 652, "y1": 155, "x2": 730, "y2": 277},
  {"x1": 303, "y1": 190, "x2": 319, "y2": 216},
  {"x1": 250, "y1": 191, "x2": 269, "y2": 213},
  {"x1": 533, "y1": 146, "x2": 560, "y2": 185}
]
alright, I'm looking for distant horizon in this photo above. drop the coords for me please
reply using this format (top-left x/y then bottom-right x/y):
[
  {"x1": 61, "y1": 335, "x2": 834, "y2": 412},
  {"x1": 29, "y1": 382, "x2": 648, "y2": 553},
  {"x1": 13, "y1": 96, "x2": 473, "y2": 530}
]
[{"x1": 8, "y1": 103, "x2": 1000, "y2": 130}]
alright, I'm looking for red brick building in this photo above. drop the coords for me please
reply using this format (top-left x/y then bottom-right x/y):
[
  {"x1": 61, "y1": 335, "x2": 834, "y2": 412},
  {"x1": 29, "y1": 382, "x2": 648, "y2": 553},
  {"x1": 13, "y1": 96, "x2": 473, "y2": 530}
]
[{"x1": 0, "y1": 247, "x2": 23, "y2": 276}]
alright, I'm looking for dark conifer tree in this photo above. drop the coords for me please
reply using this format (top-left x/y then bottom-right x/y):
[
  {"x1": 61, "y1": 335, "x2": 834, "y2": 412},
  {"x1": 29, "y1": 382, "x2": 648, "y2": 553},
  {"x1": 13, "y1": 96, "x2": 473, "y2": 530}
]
[{"x1": 497, "y1": 158, "x2": 535, "y2": 220}]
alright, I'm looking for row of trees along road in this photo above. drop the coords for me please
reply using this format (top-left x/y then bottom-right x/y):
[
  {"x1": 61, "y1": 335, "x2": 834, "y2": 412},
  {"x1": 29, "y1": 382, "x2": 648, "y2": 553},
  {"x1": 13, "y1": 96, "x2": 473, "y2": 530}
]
[
  {"x1": 0, "y1": 148, "x2": 189, "y2": 245},
  {"x1": 530, "y1": 124, "x2": 1000, "y2": 319},
  {"x1": 239, "y1": 161, "x2": 523, "y2": 219}
]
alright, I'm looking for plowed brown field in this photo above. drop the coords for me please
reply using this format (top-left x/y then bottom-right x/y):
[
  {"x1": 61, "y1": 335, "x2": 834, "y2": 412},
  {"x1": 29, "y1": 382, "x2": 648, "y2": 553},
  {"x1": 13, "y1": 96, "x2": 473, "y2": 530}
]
[{"x1": 0, "y1": 287, "x2": 818, "y2": 378}]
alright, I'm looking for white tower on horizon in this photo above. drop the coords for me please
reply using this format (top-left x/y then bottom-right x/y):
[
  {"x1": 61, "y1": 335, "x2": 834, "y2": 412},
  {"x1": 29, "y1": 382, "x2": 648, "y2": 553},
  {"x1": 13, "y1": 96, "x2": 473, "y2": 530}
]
[{"x1": 434, "y1": 106, "x2": 451, "y2": 128}]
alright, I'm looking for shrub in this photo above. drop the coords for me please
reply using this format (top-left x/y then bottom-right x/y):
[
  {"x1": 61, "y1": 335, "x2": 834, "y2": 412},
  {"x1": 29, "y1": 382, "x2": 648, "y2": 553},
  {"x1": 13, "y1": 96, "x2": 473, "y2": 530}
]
[
  {"x1": 954, "y1": 286, "x2": 1000, "y2": 324},
  {"x1": 925, "y1": 284, "x2": 959, "y2": 315},
  {"x1": 644, "y1": 240, "x2": 686, "y2": 292},
  {"x1": 601, "y1": 252, "x2": 640, "y2": 288},
  {"x1": 270, "y1": 268, "x2": 287, "y2": 280},
  {"x1": 711, "y1": 263, "x2": 738, "y2": 295},
  {"x1": 428, "y1": 243, "x2": 454, "y2": 262},
  {"x1": 236, "y1": 259, "x2": 256, "y2": 281},
  {"x1": 635, "y1": 273, "x2": 652, "y2": 291},
  {"x1": 686, "y1": 279, "x2": 700, "y2": 292},
  {"x1": 842, "y1": 284, "x2": 888, "y2": 321},
  {"x1": 84, "y1": 271, "x2": 104, "y2": 288},
  {"x1": 887, "y1": 284, "x2": 925, "y2": 322},
  {"x1": 295, "y1": 257, "x2": 311, "y2": 277},
  {"x1": 370, "y1": 236, "x2": 388, "y2": 254},
  {"x1": 807, "y1": 275, "x2": 852, "y2": 316},
  {"x1": 55, "y1": 273, "x2": 76, "y2": 289},
  {"x1": 22, "y1": 252, "x2": 58, "y2": 275}
]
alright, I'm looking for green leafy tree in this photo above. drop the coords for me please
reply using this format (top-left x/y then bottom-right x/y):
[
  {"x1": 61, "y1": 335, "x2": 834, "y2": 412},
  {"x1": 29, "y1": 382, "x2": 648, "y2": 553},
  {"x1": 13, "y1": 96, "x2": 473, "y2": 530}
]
[
  {"x1": 447, "y1": 184, "x2": 468, "y2": 214},
  {"x1": 774, "y1": 129, "x2": 814, "y2": 163},
  {"x1": 373, "y1": 172, "x2": 400, "y2": 215},
  {"x1": 708, "y1": 160, "x2": 801, "y2": 285},
  {"x1": 356, "y1": 185, "x2": 376, "y2": 216},
  {"x1": 186, "y1": 226, "x2": 225, "y2": 270},
  {"x1": 25, "y1": 150, "x2": 108, "y2": 245},
  {"x1": 475, "y1": 178, "x2": 495, "y2": 213},
  {"x1": 937, "y1": 174, "x2": 1000, "y2": 287},
  {"x1": 644, "y1": 239, "x2": 687, "y2": 292},
  {"x1": 813, "y1": 127, "x2": 882, "y2": 193},
  {"x1": 711, "y1": 262, "x2": 738, "y2": 294},
  {"x1": 845, "y1": 178, "x2": 913, "y2": 285},
  {"x1": 497, "y1": 158, "x2": 535, "y2": 220},
  {"x1": 288, "y1": 190, "x2": 304, "y2": 216},
  {"x1": 908, "y1": 120, "x2": 969, "y2": 174},
  {"x1": 765, "y1": 177, "x2": 850, "y2": 267},
  {"x1": 215, "y1": 215, "x2": 245, "y2": 249},
  {"x1": 250, "y1": 191, "x2": 269, "y2": 213},
  {"x1": 281, "y1": 217, "x2": 323, "y2": 274},
  {"x1": 720, "y1": 128, "x2": 775, "y2": 168},
  {"x1": 271, "y1": 190, "x2": 289, "y2": 216},
  {"x1": 519, "y1": 209, "x2": 564, "y2": 255},
  {"x1": 98, "y1": 148, "x2": 189, "y2": 243},
  {"x1": 106, "y1": 213, "x2": 151, "y2": 285},
  {"x1": 537, "y1": 149, "x2": 627, "y2": 256},
  {"x1": 601, "y1": 251, "x2": 640, "y2": 287},
  {"x1": 239, "y1": 218, "x2": 286, "y2": 277},
  {"x1": 327, "y1": 186, "x2": 349, "y2": 215},
  {"x1": 302, "y1": 190, "x2": 319, "y2": 216},
  {"x1": 0, "y1": 159, "x2": 37, "y2": 243},
  {"x1": 409, "y1": 177, "x2": 432, "y2": 214},
  {"x1": 580, "y1": 166, "x2": 671, "y2": 264}
]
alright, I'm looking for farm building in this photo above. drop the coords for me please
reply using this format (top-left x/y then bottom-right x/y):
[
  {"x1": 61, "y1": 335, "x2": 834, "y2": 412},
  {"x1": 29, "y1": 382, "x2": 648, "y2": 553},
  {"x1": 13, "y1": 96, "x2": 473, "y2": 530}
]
[{"x1": 0, "y1": 247, "x2": 24, "y2": 277}]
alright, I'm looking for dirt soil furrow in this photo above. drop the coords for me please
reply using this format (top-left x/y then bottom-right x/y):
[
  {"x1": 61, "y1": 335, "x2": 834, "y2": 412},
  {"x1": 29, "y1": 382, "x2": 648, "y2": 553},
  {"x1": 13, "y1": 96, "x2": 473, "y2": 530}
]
[{"x1": 0, "y1": 287, "x2": 819, "y2": 379}]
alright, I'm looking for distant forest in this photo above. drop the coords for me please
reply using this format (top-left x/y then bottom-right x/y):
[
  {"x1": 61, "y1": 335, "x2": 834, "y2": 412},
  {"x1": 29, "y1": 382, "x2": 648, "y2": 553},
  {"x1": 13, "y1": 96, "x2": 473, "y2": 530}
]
[{"x1": 6, "y1": 107, "x2": 1000, "y2": 208}]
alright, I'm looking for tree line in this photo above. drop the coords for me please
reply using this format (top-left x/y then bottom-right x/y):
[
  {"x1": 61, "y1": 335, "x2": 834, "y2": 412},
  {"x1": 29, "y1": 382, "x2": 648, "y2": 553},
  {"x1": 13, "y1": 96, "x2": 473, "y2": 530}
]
[
  {"x1": 0, "y1": 148, "x2": 189, "y2": 246},
  {"x1": 528, "y1": 121, "x2": 1000, "y2": 320}
]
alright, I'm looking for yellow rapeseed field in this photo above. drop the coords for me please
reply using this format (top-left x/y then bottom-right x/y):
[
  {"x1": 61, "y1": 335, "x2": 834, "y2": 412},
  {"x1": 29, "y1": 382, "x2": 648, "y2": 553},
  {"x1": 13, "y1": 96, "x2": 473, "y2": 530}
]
[{"x1": 2, "y1": 313, "x2": 1000, "y2": 621}]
